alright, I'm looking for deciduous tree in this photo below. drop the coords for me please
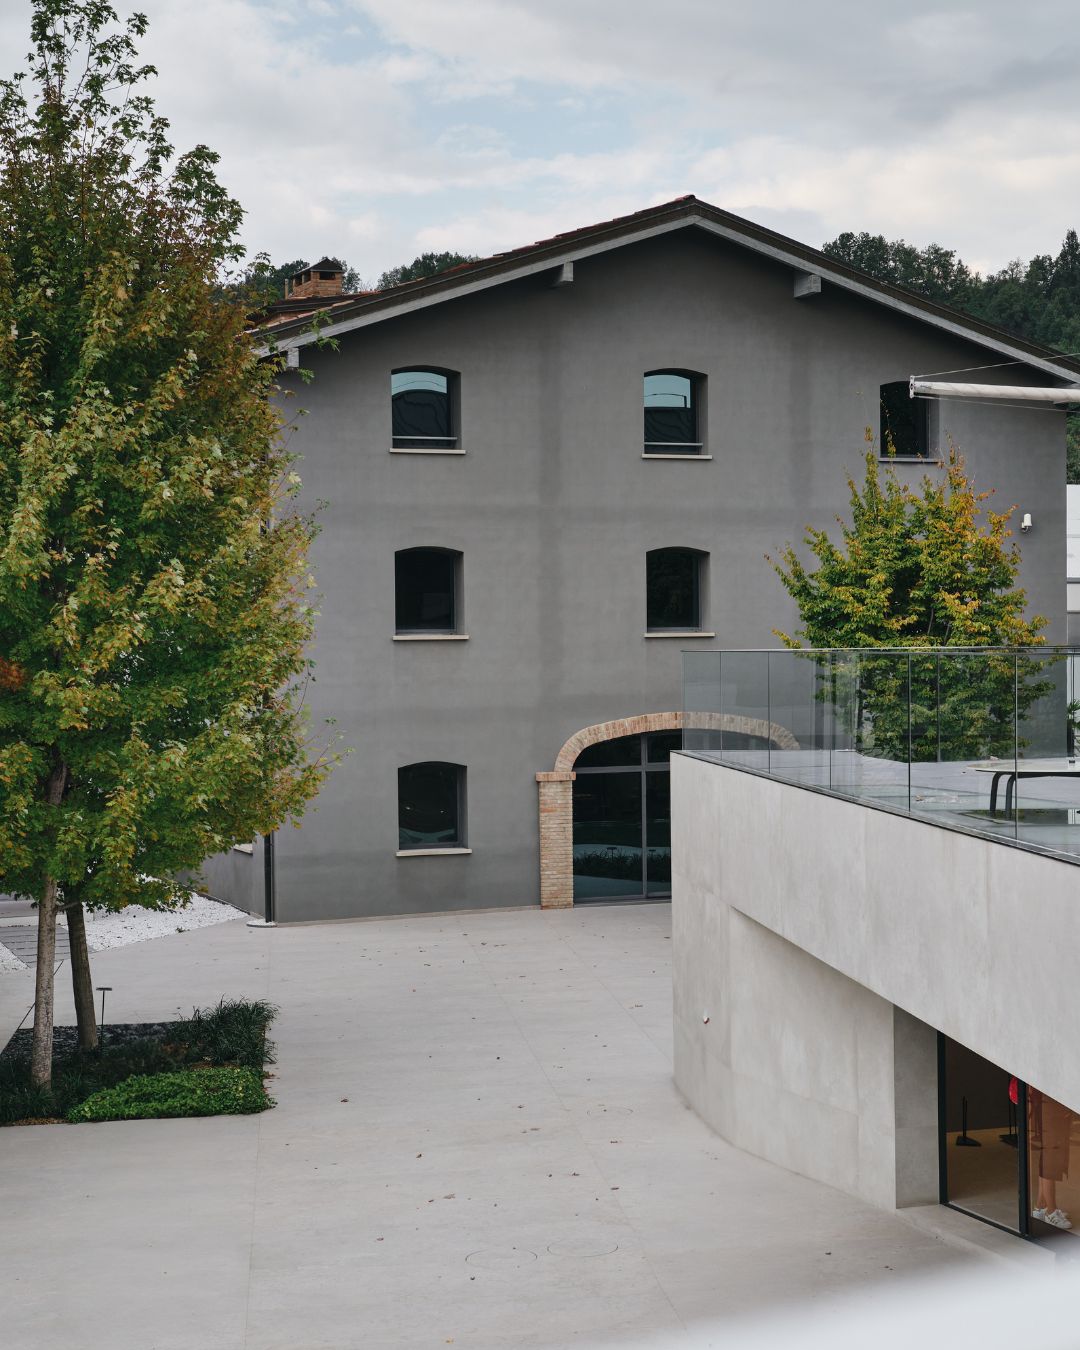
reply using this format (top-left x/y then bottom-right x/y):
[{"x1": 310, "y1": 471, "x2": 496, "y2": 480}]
[
  {"x1": 0, "y1": 0, "x2": 333, "y2": 1089},
  {"x1": 770, "y1": 445, "x2": 1048, "y2": 762}
]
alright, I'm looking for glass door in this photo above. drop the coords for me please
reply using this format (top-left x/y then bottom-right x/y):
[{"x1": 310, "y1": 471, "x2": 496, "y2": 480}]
[
  {"x1": 940, "y1": 1037, "x2": 1021, "y2": 1232},
  {"x1": 571, "y1": 771, "x2": 643, "y2": 901},
  {"x1": 571, "y1": 731, "x2": 677, "y2": 901}
]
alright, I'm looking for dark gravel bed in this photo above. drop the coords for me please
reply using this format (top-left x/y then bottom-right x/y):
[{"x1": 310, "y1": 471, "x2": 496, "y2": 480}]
[{"x1": 1, "y1": 1022, "x2": 179, "y2": 1062}]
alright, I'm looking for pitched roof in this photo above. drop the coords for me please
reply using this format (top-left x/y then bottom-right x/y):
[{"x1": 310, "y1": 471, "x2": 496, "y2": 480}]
[{"x1": 254, "y1": 196, "x2": 1080, "y2": 383}]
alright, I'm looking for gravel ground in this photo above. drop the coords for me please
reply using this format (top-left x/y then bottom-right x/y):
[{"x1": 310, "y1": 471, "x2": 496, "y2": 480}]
[
  {"x1": 1, "y1": 1021, "x2": 179, "y2": 1061},
  {"x1": 0, "y1": 947, "x2": 25, "y2": 975},
  {"x1": 0, "y1": 893, "x2": 243, "y2": 971}
]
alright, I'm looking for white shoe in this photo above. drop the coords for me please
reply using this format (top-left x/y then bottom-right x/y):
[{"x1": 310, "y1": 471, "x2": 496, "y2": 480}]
[
  {"x1": 1044, "y1": 1208, "x2": 1072, "y2": 1229},
  {"x1": 1032, "y1": 1206, "x2": 1048, "y2": 1221}
]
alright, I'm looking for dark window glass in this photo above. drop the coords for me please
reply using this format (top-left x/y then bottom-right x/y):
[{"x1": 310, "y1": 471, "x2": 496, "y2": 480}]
[
  {"x1": 575, "y1": 734, "x2": 642, "y2": 769},
  {"x1": 318, "y1": 270, "x2": 336, "y2": 280},
  {"x1": 395, "y1": 548, "x2": 457, "y2": 632},
  {"x1": 392, "y1": 369, "x2": 454, "y2": 447},
  {"x1": 941, "y1": 1036, "x2": 1020, "y2": 1232},
  {"x1": 644, "y1": 371, "x2": 699, "y2": 451},
  {"x1": 645, "y1": 771, "x2": 671, "y2": 893},
  {"x1": 646, "y1": 731, "x2": 682, "y2": 764},
  {"x1": 647, "y1": 549, "x2": 702, "y2": 630},
  {"x1": 572, "y1": 773, "x2": 643, "y2": 899},
  {"x1": 398, "y1": 762, "x2": 463, "y2": 849},
  {"x1": 880, "y1": 380, "x2": 929, "y2": 457}
]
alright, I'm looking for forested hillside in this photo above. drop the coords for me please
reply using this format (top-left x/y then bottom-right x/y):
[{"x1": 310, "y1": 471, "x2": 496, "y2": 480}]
[{"x1": 822, "y1": 230, "x2": 1080, "y2": 479}]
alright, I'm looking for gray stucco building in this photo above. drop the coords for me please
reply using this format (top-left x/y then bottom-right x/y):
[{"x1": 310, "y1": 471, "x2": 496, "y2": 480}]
[{"x1": 201, "y1": 196, "x2": 1078, "y2": 922}]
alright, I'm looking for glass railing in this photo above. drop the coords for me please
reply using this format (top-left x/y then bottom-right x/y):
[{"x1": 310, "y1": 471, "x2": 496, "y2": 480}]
[{"x1": 683, "y1": 648, "x2": 1080, "y2": 860}]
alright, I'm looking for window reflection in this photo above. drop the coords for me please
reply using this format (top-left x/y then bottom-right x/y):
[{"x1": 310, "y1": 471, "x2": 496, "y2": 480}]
[
  {"x1": 644, "y1": 371, "x2": 701, "y2": 451},
  {"x1": 392, "y1": 369, "x2": 455, "y2": 447},
  {"x1": 398, "y1": 762, "x2": 464, "y2": 849}
]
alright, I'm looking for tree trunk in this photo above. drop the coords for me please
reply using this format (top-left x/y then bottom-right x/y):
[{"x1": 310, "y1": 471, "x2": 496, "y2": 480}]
[
  {"x1": 66, "y1": 900, "x2": 98, "y2": 1052},
  {"x1": 29, "y1": 760, "x2": 69, "y2": 1092}
]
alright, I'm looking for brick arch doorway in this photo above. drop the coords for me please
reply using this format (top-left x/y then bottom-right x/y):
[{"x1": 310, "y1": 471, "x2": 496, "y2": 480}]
[{"x1": 535, "y1": 711, "x2": 799, "y2": 908}]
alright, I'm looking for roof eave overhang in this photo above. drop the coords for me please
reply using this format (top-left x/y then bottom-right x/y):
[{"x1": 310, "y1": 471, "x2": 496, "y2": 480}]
[{"x1": 256, "y1": 207, "x2": 1080, "y2": 385}]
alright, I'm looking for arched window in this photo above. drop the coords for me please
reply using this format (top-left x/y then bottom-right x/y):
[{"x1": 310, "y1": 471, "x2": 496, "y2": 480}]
[
  {"x1": 643, "y1": 370, "x2": 704, "y2": 454},
  {"x1": 398, "y1": 762, "x2": 466, "y2": 850},
  {"x1": 392, "y1": 368, "x2": 458, "y2": 449},
  {"x1": 646, "y1": 548, "x2": 706, "y2": 631},
  {"x1": 395, "y1": 547, "x2": 462, "y2": 633}
]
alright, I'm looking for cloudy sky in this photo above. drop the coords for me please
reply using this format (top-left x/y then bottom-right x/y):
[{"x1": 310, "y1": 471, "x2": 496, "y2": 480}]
[{"x1": 4, "y1": 1, "x2": 1080, "y2": 282}]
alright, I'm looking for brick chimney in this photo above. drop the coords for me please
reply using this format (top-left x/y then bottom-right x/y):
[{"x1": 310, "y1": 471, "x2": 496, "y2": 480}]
[{"x1": 286, "y1": 258, "x2": 344, "y2": 300}]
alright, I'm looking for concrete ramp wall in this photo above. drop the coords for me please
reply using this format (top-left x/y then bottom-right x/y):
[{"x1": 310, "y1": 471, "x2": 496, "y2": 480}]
[{"x1": 671, "y1": 753, "x2": 1080, "y2": 1209}]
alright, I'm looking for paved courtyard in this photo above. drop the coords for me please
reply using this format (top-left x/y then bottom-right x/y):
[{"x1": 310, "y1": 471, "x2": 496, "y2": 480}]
[{"x1": 0, "y1": 902, "x2": 1003, "y2": 1349}]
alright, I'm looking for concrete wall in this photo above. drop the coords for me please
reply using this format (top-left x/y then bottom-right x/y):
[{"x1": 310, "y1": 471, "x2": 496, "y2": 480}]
[
  {"x1": 207, "y1": 227, "x2": 1067, "y2": 921},
  {"x1": 194, "y1": 846, "x2": 259, "y2": 916},
  {"x1": 671, "y1": 753, "x2": 1080, "y2": 1209}
]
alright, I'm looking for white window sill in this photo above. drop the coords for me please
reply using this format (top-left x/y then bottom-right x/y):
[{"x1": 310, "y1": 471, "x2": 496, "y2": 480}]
[
  {"x1": 393, "y1": 633, "x2": 469, "y2": 641},
  {"x1": 396, "y1": 847, "x2": 473, "y2": 858},
  {"x1": 642, "y1": 453, "x2": 712, "y2": 461},
  {"x1": 232, "y1": 843, "x2": 255, "y2": 855},
  {"x1": 644, "y1": 630, "x2": 716, "y2": 639},
  {"x1": 390, "y1": 447, "x2": 465, "y2": 456},
  {"x1": 879, "y1": 456, "x2": 942, "y2": 465}
]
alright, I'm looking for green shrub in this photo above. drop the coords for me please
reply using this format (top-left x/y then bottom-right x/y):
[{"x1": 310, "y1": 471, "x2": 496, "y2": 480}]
[
  {"x1": 0, "y1": 997, "x2": 277, "y2": 1125},
  {"x1": 168, "y1": 998, "x2": 278, "y2": 1069},
  {"x1": 66, "y1": 1067, "x2": 273, "y2": 1123}
]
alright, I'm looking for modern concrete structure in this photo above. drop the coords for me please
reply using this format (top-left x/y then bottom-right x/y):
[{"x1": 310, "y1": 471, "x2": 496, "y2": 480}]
[
  {"x1": 673, "y1": 649, "x2": 1080, "y2": 1242},
  {"x1": 202, "y1": 196, "x2": 1078, "y2": 922},
  {"x1": 1067, "y1": 485, "x2": 1080, "y2": 642}
]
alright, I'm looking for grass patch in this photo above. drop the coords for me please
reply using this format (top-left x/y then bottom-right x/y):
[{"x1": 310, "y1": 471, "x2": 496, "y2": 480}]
[
  {"x1": 0, "y1": 998, "x2": 276, "y2": 1126},
  {"x1": 67, "y1": 1066, "x2": 272, "y2": 1123}
]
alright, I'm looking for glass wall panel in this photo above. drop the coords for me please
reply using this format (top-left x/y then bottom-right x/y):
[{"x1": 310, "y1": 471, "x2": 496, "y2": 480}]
[
  {"x1": 683, "y1": 650, "x2": 723, "y2": 757},
  {"x1": 767, "y1": 650, "x2": 830, "y2": 787},
  {"x1": 1014, "y1": 650, "x2": 1080, "y2": 854},
  {"x1": 572, "y1": 773, "x2": 643, "y2": 900},
  {"x1": 682, "y1": 647, "x2": 1080, "y2": 866},
  {"x1": 827, "y1": 650, "x2": 911, "y2": 806},
  {"x1": 942, "y1": 1037, "x2": 1020, "y2": 1231},
  {"x1": 716, "y1": 649, "x2": 771, "y2": 771},
  {"x1": 645, "y1": 772, "x2": 671, "y2": 894},
  {"x1": 908, "y1": 650, "x2": 1017, "y2": 833},
  {"x1": 1027, "y1": 1086, "x2": 1080, "y2": 1236}
]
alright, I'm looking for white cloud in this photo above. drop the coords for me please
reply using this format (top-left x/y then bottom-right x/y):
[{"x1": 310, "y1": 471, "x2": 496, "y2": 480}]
[{"x1": 2, "y1": 0, "x2": 1080, "y2": 278}]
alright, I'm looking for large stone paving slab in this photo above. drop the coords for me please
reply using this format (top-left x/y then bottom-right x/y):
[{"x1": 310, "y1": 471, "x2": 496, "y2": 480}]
[
  {"x1": 0, "y1": 904, "x2": 997, "y2": 1350},
  {"x1": 0, "y1": 923, "x2": 69, "y2": 963}
]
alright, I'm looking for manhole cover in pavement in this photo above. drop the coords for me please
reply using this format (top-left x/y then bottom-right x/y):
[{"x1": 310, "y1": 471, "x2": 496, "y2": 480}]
[
  {"x1": 465, "y1": 1247, "x2": 538, "y2": 1270},
  {"x1": 547, "y1": 1237, "x2": 620, "y2": 1259}
]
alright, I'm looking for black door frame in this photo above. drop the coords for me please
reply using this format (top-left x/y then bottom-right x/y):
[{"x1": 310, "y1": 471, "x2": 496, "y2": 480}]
[
  {"x1": 937, "y1": 1031, "x2": 1034, "y2": 1239},
  {"x1": 572, "y1": 733, "x2": 675, "y2": 902}
]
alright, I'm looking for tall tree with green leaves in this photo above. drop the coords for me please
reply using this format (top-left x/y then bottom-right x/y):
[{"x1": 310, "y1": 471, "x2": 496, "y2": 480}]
[
  {"x1": 823, "y1": 227, "x2": 1080, "y2": 480},
  {"x1": 376, "y1": 251, "x2": 478, "y2": 290},
  {"x1": 223, "y1": 252, "x2": 365, "y2": 309},
  {"x1": 0, "y1": 0, "x2": 333, "y2": 1089},
  {"x1": 770, "y1": 446, "x2": 1048, "y2": 760}
]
